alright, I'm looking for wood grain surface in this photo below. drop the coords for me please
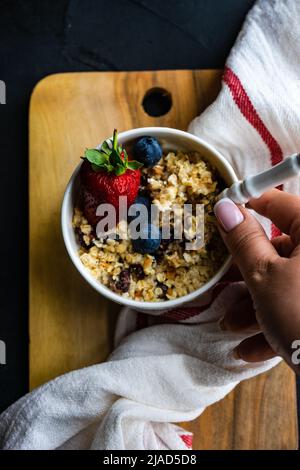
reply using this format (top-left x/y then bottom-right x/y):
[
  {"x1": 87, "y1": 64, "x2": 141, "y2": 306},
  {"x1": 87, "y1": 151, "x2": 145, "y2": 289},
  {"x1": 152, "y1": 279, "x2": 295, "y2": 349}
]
[{"x1": 29, "y1": 70, "x2": 298, "y2": 449}]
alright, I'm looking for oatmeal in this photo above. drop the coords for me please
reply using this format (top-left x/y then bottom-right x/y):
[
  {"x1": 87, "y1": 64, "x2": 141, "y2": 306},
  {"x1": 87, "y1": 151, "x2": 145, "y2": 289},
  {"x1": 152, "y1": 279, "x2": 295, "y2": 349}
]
[{"x1": 73, "y1": 149, "x2": 227, "y2": 302}]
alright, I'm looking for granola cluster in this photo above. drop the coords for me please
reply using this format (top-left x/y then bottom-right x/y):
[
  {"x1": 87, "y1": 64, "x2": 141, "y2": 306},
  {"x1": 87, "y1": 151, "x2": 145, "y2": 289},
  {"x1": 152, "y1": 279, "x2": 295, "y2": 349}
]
[{"x1": 73, "y1": 151, "x2": 227, "y2": 302}]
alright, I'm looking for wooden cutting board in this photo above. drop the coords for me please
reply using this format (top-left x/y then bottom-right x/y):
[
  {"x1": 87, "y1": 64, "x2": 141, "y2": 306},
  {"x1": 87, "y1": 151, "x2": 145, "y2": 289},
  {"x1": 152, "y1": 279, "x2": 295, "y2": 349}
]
[{"x1": 29, "y1": 70, "x2": 298, "y2": 450}]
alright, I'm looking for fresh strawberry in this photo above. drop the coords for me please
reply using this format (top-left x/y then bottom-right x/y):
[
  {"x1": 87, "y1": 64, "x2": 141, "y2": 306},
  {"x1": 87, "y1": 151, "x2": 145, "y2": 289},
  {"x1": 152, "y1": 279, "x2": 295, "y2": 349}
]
[{"x1": 80, "y1": 130, "x2": 143, "y2": 226}]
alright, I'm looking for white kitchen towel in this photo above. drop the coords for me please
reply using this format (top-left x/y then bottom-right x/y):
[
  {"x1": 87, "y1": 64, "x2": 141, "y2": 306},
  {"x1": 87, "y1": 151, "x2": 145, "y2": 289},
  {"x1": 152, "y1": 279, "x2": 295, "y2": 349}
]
[{"x1": 0, "y1": 0, "x2": 298, "y2": 450}]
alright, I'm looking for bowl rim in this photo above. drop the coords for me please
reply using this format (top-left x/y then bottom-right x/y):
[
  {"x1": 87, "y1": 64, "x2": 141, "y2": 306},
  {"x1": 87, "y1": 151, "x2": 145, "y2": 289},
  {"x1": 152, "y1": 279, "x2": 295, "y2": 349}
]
[{"x1": 61, "y1": 127, "x2": 238, "y2": 311}]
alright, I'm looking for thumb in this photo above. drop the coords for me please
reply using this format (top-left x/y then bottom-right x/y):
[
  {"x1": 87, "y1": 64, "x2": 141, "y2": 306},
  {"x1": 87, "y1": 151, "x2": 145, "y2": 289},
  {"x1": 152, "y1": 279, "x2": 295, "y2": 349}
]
[{"x1": 214, "y1": 198, "x2": 279, "y2": 284}]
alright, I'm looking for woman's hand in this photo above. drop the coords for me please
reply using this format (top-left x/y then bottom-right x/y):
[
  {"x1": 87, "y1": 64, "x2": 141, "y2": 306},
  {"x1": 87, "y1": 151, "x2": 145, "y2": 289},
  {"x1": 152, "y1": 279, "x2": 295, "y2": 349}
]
[{"x1": 214, "y1": 189, "x2": 300, "y2": 373}]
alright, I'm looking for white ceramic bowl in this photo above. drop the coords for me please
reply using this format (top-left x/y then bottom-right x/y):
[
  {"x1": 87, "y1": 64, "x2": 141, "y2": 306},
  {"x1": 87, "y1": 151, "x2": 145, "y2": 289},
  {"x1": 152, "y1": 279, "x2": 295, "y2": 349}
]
[{"x1": 61, "y1": 127, "x2": 238, "y2": 311}]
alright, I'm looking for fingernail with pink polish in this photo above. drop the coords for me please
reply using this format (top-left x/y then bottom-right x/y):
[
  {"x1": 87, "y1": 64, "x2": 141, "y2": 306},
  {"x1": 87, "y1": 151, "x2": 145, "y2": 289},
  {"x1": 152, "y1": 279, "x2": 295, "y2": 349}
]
[{"x1": 214, "y1": 198, "x2": 244, "y2": 232}]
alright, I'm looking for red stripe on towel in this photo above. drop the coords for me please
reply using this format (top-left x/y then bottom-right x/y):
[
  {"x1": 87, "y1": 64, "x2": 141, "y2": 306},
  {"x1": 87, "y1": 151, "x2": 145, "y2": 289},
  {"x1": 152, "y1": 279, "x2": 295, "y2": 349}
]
[
  {"x1": 134, "y1": 283, "x2": 230, "y2": 329},
  {"x1": 163, "y1": 282, "x2": 230, "y2": 321},
  {"x1": 223, "y1": 66, "x2": 283, "y2": 238},
  {"x1": 180, "y1": 433, "x2": 193, "y2": 448}
]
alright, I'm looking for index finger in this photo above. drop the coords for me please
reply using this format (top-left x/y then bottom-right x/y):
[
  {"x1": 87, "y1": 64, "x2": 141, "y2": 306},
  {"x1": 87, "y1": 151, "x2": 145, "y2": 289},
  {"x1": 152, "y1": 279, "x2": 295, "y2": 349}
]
[{"x1": 248, "y1": 189, "x2": 300, "y2": 244}]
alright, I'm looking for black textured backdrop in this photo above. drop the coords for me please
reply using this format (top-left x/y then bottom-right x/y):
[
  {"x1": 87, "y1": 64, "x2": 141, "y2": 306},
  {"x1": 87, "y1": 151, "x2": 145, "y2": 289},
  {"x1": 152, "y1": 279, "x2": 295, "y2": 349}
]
[{"x1": 0, "y1": 0, "x2": 298, "y2": 442}]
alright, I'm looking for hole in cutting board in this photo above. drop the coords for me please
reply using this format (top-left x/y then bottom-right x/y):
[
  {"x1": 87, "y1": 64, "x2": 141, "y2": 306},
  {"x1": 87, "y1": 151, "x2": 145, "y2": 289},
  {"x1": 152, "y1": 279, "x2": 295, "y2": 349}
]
[{"x1": 142, "y1": 87, "x2": 172, "y2": 117}]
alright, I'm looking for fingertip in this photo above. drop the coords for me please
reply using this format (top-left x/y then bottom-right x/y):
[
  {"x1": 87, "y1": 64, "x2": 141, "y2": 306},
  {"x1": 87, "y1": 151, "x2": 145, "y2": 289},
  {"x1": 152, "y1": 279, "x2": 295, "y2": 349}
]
[
  {"x1": 214, "y1": 198, "x2": 244, "y2": 232},
  {"x1": 221, "y1": 294, "x2": 259, "y2": 333},
  {"x1": 234, "y1": 334, "x2": 276, "y2": 362},
  {"x1": 214, "y1": 200, "x2": 278, "y2": 284},
  {"x1": 247, "y1": 188, "x2": 280, "y2": 210},
  {"x1": 248, "y1": 190, "x2": 300, "y2": 244}
]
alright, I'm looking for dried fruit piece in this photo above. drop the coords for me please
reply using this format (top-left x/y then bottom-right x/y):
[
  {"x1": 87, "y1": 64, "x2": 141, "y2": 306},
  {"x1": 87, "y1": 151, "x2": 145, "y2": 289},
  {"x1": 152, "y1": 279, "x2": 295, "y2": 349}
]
[
  {"x1": 129, "y1": 263, "x2": 145, "y2": 280},
  {"x1": 115, "y1": 269, "x2": 130, "y2": 292},
  {"x1": 157, "y1": 282, "x2": 168, "y2": 299},
  {"x1": 154, "y1": 251, "x2": 164, "y2": 264},
  {"x1": 75, "y1": 227, "x2": 93, "y2": 249}
]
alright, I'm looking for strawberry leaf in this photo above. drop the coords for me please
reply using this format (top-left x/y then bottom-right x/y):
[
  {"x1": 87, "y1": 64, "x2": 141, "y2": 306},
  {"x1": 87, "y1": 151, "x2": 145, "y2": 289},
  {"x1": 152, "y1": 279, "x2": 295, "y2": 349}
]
[
  {"x1": 115, "y1": 164, "x2": 126, "y2": 176},
  {"x1": 113, "y1": 129, "x2": 118, "y2": 151},
  {"x1": 110, "y1": 149, "x2": 124, "y2": 167},
  {"x1": 101, "y1": 140, "x2": 112, "y2": 155},
  {"x1": 84, "y1": 129, "x2": 143, "y2": 176},
  {"x1": 91, "y1": 163, "x2": 103, "y2": 172},
  {"x1": 123, "y1": 148, "x2": 128, "y2": 165},
  {"x1": 85, "y1": 148, "x2": 108, "y2": 166},
  {"x1": 127, "y1": 160, "x2": 143, "y2": 170}
]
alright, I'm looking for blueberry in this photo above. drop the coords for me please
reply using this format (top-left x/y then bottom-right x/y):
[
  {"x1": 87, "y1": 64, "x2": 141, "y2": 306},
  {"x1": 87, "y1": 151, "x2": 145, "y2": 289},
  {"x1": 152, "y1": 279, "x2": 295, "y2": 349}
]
[
  {"x1": 134, "y1": 195, "x2": 152, "y2": 211},
  {"x1": 132, "y1": 223, "x2": 161, "y2": 254},
  {"x1": 128, "y1": 195, "x2": 152, "y2": 223},
  {"x1": 133, "y1": 136, "x2": 162, "y2": 168}
]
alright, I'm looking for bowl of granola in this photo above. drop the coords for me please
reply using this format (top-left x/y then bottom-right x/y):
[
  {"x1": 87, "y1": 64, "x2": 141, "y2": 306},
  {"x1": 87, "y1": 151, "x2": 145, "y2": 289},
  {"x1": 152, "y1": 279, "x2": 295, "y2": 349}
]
[{"x1": 61, "y1": 127, "x2": 238, "y2": 311}]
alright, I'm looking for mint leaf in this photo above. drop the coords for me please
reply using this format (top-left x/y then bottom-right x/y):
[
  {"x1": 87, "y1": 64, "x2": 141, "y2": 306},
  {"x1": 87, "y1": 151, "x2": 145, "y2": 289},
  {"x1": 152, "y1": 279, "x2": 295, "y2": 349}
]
[{"x1": 127, "y1": 160, "x2": 143, "y2": 170}]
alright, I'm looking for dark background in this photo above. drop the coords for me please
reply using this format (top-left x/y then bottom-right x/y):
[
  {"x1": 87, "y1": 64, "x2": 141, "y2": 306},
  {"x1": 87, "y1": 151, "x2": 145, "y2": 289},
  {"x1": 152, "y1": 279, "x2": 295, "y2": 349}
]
[{"x1": 0, "y1": 0, "x2": 299, "y2": 443}]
